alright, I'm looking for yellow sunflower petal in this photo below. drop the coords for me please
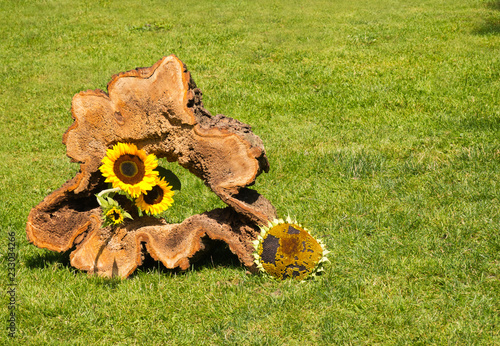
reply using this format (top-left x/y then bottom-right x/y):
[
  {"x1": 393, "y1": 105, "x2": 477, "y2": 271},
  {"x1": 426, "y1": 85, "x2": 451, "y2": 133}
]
[
  {"x1": 99, "y1": 142, "x2": 158, "y2": 197},
  {"x1": 135, "y1": 177, "x2": 174, "y2": 215},
  {"x1": 106, "y1": 207, "x2": 124, "y2": 225}
]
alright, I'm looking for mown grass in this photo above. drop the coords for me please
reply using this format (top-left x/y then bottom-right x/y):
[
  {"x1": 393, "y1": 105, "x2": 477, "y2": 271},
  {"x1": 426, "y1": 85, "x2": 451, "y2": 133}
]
[{"x1": 1, "y1": 0, "x2": 499, "y2": 344}]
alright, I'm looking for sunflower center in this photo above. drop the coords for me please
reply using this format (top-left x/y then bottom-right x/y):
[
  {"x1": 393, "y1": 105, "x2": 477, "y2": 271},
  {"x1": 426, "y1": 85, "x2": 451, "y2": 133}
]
[
  {"x1": 143, "y1": 185, "x2": 164, "y2": 205},
  {"x1": 260, "y1": 234, "x2": 280, "y2": 265},
  {"x1": 113, "y1": 154, "x2": 145, "y2": 185},
  {"x1": 106, "y1": 208, "x2": 123, "y2": 224},
  {"x1": 121, "y1": 162, "x2": 138, "y2": 177},
  {"x1": 110, "y1": 210, "x2": 121, "y2": 221},
  {"x1": 281, "y1": 236, "x2": 301, "y2": 255}
]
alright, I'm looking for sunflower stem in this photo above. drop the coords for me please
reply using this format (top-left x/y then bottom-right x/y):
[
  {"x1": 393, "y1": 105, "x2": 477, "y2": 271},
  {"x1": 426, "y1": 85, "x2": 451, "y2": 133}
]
[{"x1": 96, "y1": 187, "x2": 122, "y2": 206}]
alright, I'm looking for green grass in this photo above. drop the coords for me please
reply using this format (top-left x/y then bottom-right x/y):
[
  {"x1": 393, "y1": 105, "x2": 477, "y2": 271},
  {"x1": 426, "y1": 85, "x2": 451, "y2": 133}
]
[{"x1": 1, "y1": 0, "x2": 500, "y2": 344}]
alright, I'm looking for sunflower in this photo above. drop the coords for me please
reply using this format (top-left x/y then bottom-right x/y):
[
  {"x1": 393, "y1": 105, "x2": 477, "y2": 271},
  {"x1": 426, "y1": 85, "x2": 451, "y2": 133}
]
[
  {"x1": 135, "y1": 177, "x2": 174, "y2": 215},
  {"x1": 99, "y1": 143, "x2": 158, "y2": 198},
  {"x1": 105, "y1": 207, "x2": 125, "y2": 225},
  {"x1": 252, "y1": 217, "x2": 329, "y2": 281},
  {"x1": 96, "y1": 194, "x2": 133, "y2": 228}
]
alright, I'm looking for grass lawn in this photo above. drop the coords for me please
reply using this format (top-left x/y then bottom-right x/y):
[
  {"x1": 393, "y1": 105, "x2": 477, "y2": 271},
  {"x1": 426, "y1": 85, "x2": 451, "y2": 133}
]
[{"x1": 1, "y1": 0, "x2": 499, "y2": 344}]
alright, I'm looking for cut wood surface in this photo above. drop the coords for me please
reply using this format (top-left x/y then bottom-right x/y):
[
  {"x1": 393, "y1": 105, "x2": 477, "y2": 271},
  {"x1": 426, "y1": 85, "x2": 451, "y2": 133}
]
[{"x1": 26, "y1": 55, "x2": 276, "y2": 278}]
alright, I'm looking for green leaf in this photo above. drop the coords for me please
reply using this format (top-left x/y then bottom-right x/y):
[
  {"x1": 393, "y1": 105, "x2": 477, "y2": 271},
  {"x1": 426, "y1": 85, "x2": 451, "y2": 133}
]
[
  {"x1": 155, "y1": 167, "x2": 181, "y2": 191},
  {"x1": 106, "y1": 196, "x2": 120, "y2": 207},
  {"x1": 96, "y1": 194, "x2": 110, "y2": 209},
  {"x1": 122, "y1": 210, "x2": 133, "y2": 220}
]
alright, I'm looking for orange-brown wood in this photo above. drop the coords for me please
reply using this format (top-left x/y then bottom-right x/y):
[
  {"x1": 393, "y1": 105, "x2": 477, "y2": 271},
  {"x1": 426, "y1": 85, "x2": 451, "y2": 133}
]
[{"x1": 26, "y1": 55, "x2": 276, "y2": 278}]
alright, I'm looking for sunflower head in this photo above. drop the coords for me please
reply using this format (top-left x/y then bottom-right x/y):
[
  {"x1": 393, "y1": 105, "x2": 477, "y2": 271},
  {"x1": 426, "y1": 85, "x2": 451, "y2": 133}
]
[
  {"x1": 96, "y1": 194, "x2": 133, "y2": 228},
  {"x1": 135, "y1": 177, "x2": 174, "y2": 216},
  {"x1": 99, "y1": 142, "x2": 158, "y2": 198},
  {"x1": 106, "y1": 207, "x2": 125, "y2": 225},
  {"x1": 252, "y1": 217, "x2": 329, "y2": 281}
]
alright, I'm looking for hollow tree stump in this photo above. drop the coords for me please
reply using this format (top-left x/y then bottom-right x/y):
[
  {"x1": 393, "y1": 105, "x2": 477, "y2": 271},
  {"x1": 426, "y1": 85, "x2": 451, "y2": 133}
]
[{"x1": 26, "y1": 55, "x2": 276, "y2": 278}]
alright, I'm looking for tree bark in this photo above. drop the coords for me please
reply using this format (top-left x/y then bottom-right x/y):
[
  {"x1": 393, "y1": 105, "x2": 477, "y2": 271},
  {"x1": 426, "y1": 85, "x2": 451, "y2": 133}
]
[{"x1": 26, "y1": 55, "x2": 276, "y2": 278}]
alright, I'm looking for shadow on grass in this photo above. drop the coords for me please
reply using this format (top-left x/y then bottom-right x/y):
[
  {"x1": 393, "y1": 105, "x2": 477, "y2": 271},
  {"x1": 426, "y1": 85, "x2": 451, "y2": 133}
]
[
  {"x1": 25, "y1": 250, "x2": 72, "y2": 269},
  {"x1": 487, "y1": 0, "x2": 500, "y2": 10},
  {"x1": 474, "y1": 1, "x2": 500, "y2": 35},
  {"x1": 475, "y1": 20, "x2": 500, "y2": 35},
  {"x1": 25, "y1": 239, "x2": 242, "y2": 279},
  {"x1": 136, "y1": 239, "x2": 243, "y2": 276},
  {"x1": 459, "y1": 114, "x2": 500, "y2": 131}
]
